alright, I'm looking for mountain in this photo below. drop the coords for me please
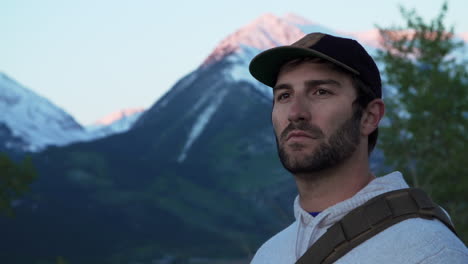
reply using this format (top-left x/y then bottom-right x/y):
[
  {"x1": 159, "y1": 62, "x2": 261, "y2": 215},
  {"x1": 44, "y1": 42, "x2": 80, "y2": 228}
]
[
  {"x1": 85, "y1": 108, "x2": 146, "y2": 139},
  {"x1": 0, "y1": 13, "x2": 416, "y2": 264},
  {"x1": 0, "y1": 73, "x2": 88, "y2": 153},
  {"x1": 0, "y1": 74, "x2": 144, "y2": 154},
  {"x1": 91, "y1": 108, "x2": 146, "y2": 127}
]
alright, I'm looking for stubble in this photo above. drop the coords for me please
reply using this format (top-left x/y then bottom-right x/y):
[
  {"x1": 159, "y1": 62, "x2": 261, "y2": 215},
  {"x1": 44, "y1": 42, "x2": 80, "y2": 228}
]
[{"x1": 276, "y1": 108, "x2": 362, "y2": 177}]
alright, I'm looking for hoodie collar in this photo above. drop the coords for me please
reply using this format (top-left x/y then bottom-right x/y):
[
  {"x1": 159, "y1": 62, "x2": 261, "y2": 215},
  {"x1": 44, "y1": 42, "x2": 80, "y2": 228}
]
[{"x1": 294, "y1": 171, "x2": 409, "y2": 226}]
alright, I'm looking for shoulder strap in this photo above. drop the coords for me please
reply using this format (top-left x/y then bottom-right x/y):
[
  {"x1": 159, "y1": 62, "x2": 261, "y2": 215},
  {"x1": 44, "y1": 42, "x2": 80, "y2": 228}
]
[{"x1": 295, "y1": 188, "x2": 458, "y2": 264}]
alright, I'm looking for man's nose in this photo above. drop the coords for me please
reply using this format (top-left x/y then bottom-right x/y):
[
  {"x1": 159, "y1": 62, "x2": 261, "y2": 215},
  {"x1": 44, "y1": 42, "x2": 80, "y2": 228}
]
[{"x1": 288, "y1": 97, "x2": 311, "y2": 122}]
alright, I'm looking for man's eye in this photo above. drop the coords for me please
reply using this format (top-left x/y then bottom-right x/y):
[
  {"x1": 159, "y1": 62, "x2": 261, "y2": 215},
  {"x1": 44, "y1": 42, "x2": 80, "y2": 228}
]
[
  {"x1": 315, "y1": 89, "x2": 330, "y2": 96},
  {"x1": 277, "y1": 92, "x2": 290, "y2": 101}
]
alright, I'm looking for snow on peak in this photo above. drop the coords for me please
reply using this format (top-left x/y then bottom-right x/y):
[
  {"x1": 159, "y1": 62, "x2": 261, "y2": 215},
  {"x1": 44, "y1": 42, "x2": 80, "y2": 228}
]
[
  {"x1": 348, "y1": 30, "x2": 468, "y2": 49},
  {"x1": 0, "y1": 73, "x2": 144, "y2": 152},
  {"x1": 0, "y1": 72, "x2": 87, "y2": 152},
  {"x1": 282, "y1": 13, "x2": 315, "y2": 25},
  {"x1": 460, "y1": 32, "x2": 468, "y2": 42},
  {"x1": 92, "y1": 108, "x2": 145, "y2": 126},
  {"x1": 349, "y1": 29, "x2": 382, "y2": 47},
  {"x1": 203, "y1": 13, "x2": 306, "y2": 65},
  {"x1": 85, "y1": 107, "x2": 145, "y2": 139}
]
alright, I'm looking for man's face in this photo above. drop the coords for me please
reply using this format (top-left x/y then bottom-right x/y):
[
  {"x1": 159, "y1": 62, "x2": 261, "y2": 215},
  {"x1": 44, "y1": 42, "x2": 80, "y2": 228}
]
[{"x1": 272, "y1": 62, "x2": 362, "y2": 175}]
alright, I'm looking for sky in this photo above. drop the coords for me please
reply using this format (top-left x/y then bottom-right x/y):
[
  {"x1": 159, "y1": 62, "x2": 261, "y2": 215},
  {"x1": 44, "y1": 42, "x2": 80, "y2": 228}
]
[{"x1": 1, "y1": 0, "x2": 467, "y2": 125}]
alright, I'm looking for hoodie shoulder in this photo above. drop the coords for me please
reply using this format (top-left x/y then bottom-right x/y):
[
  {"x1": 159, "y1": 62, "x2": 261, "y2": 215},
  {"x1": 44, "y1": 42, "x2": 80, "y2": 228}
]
[
  {"x1": 251, "y1": 221, "x2": 298, "y2": 264},
  {"x1": 336, "y1": 218, "x2": 468, "y2": 263}
]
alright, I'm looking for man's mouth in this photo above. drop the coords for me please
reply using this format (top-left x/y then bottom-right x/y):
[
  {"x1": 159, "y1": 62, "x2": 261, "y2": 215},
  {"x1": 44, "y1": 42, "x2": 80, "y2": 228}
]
[{"x1": 286, "y1": 130, "x2": 315, "y2": 141}]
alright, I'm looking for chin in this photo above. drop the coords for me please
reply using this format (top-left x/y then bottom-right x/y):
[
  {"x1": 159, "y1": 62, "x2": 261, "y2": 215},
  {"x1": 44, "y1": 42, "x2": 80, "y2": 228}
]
[
  {"x1": 286, "y1": 144, "x2": 317, "y2": 157},
  {"x1": 284, "y1": 152, "x2": 317, "y2": 168}
]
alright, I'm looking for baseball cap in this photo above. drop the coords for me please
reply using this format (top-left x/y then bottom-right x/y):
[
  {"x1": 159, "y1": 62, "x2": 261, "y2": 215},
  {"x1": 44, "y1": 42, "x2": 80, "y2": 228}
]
[{"x1": 248, "y1": 32, "x2": 382, "y2": 98}]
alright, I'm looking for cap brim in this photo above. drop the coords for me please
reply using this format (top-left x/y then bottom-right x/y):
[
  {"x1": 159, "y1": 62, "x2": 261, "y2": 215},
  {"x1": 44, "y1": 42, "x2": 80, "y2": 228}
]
[{"x1": 249, "y1": 46, "x2": 358, "y2": 87}]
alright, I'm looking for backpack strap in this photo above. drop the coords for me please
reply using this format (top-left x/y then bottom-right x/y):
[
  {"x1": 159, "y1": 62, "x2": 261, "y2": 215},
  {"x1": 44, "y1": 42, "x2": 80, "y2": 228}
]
[{"x1": 295, "y1": 188, "x2": 458, "y2": 264}]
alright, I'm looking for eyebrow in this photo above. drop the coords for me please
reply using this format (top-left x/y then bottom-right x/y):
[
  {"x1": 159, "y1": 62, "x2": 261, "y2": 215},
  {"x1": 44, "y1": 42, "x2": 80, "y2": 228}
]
[
  {"x1": 273, "y1": 79, "x2": 342, "y2": 92},
  {"x1": 273, "y1": 83, "x2": 292, "y2": 92},
  {"x1": 305, "y1": 79, "x2": 342, "y2": 88}
]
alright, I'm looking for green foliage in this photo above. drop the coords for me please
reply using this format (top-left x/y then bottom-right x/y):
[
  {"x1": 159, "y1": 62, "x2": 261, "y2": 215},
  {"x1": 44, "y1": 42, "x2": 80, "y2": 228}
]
[
  {"x1": 0, "y1": 153, "x2": 37, "y2": 217},
  {"x1": 376, "y1": 2, "x2": 468, "y2": 242},
  {"x1": 56, "y1": 256, "x2": 68, "y2": 264},
  {"x1": 66, "y1": 151, "x2": 112, "y2": 187}
]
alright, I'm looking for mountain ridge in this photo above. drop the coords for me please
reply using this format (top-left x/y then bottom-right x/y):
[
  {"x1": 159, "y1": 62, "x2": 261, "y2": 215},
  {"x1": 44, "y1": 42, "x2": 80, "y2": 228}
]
[
  {"x1": 0, "y1": 72, "x2": 86, "y2": 152},
  {"x1": 0, "y1": 73, "x2": 146, "y2": 153}
]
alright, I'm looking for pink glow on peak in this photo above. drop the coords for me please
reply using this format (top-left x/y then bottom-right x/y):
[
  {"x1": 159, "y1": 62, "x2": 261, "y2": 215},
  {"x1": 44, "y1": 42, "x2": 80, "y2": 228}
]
[
  {"x1": 203, "y1": 13, "x2": 306, "y2": 65},
  {"x1": 350, "y1": 29, "x2": 468, "y2": 49},
  {"x1": 93, "y1": 108, "x2": 145, "y2": 125},
  {"x1": 460, "y1": 32, "x2": 468, "y2": 42},
  {"x1": 282, "y1": 13, "x2": 315, "y2": 25},
  {"x1": 349, "y1": 29, "x2": 382, "y2": 47},
  {"x1": 201, "y1": 13, "x2": 468, "y2": 67}
]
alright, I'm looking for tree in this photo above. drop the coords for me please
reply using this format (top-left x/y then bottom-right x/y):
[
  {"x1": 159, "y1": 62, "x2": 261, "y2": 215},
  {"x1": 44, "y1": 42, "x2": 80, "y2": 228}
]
[
  {"x1": 376, "y1": 2, "x2": 468, "y2": 242},
  {"x1": 0, "y1": 153, "x2": 37, "y2": 217}
]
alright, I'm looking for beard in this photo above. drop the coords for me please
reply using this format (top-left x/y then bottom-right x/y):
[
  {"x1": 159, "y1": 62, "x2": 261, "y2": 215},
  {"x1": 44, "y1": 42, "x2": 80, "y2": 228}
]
[{"x1": 276, "y1": 107, "x2": 362, "y2": 176}]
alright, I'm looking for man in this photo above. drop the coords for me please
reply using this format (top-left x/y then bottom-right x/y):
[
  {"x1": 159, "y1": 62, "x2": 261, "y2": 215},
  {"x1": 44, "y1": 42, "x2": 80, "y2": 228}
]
[{"x1": 248, "y1": 33, "x2": 467, "y2": 263}]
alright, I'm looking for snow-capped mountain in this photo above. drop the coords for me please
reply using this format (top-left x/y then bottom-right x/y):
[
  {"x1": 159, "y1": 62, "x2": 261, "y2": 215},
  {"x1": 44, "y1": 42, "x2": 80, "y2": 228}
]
[
  {"x1": 203, "y1": 13, "x2": 305, "y2": 66},
  {"x1": 92, "y1": 108, "x2": 145, "y2": 126},
  {"x1": 85, "y1": 108, "x2": 145, "y2": 137},
  {"x1": 203, "y1": 13, "x2": 381, "y2": 66},
  {"x1": 0, "y1": 73, "x2": 144, "y2": 153},
  {"x1": 0, "y1": 73, "x2": 89, "y2": 152},
  {"x1": 136, "y1": 13, "x2": 386, "y2": 165}
]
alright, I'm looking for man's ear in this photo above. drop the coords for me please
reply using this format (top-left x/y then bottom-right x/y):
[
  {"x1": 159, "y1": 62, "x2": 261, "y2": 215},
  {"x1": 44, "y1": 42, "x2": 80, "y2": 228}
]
[{"x1": 361, "y1": 99, "x2": 385, "y2": 136}]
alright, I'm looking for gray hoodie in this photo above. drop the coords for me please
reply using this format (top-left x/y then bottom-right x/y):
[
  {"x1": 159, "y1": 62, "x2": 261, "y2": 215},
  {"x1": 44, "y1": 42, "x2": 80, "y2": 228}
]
[{"x1": 251, "y1": 172, "x2": 468, "y2": 263}]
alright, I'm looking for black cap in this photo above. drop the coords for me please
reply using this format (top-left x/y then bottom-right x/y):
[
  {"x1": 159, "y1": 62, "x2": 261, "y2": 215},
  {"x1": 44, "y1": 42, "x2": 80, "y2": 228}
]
[{"x1": 249, "y1": 32, "x2": 381, "y2": 98}]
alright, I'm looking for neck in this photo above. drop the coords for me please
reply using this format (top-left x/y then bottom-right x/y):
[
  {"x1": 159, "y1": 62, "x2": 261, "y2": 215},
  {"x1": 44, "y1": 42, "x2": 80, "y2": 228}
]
[{"x1": 294, "y1": 146, "x2": 375, "y2": 212}]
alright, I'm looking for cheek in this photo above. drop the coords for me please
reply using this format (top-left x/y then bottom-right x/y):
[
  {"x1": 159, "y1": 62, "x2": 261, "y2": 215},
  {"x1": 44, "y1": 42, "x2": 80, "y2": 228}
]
[
  {"x1": 323, "y1": 107, "x2": 354, "y2": 134},
  {"x1": 271, "y1": 116, "x2": 280, "y2": 135},
  {"x1": 271, "y1": 109, "x2": 284, "y2": 136}
]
